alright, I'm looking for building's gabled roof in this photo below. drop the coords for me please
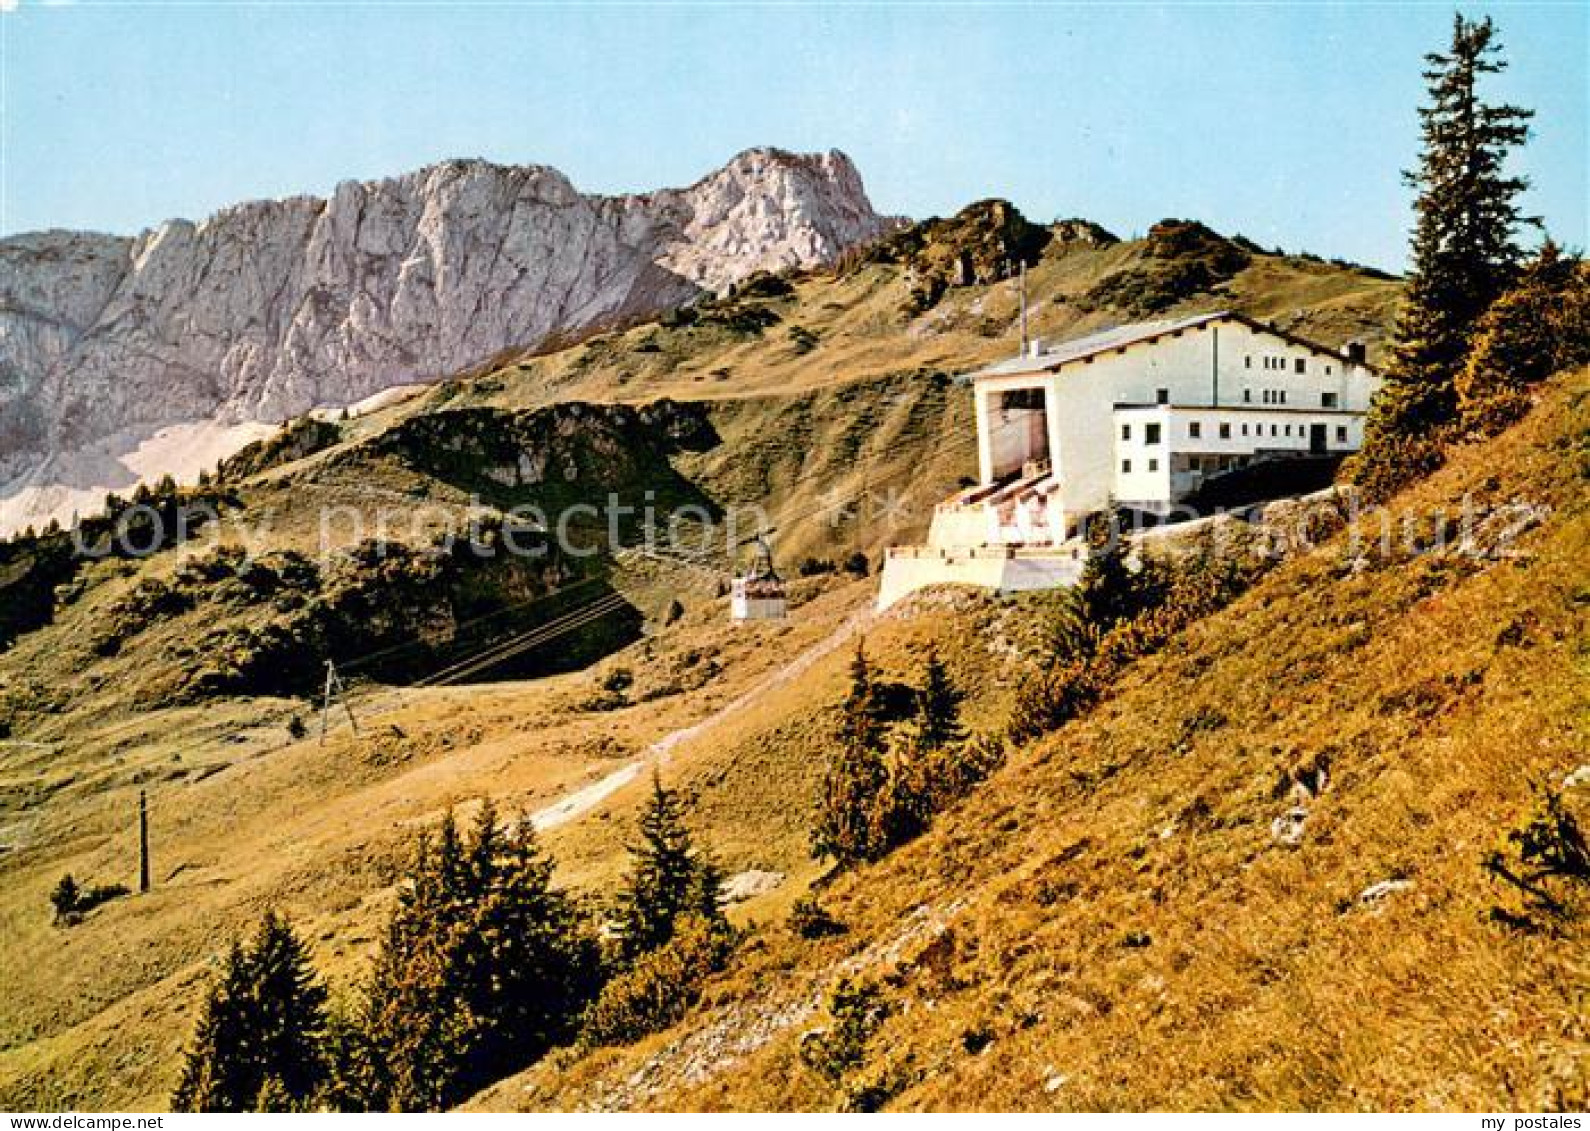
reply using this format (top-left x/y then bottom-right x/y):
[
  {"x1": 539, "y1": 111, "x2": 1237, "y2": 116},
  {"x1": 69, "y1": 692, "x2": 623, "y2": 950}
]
[{"x1": 968, "y1": 310, "x2": 1376, "y2": 381}]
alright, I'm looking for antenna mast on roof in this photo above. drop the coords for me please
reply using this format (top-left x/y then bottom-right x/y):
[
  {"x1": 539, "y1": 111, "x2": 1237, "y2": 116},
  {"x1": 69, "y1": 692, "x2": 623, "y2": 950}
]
[{"x1": 1018, "y1": 260, "x2": 1029, "y2": 356}]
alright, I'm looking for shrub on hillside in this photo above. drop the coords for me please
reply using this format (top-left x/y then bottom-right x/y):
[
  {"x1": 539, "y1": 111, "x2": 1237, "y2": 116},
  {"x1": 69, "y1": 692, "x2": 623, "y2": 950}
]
[
  {"x1": 92, "y1": 578, "x2": 196, "y2": 656},
  {"x1": 1457, "y1": 243, "x2": 1590, "y2": 435},
  {"x1": 1484, "y1": 784, "x2": 1590, "y2": 929},
  {"x1": 49, "y1": 874, "x2": 81, "y2": 923},
  {"x1": 800, "y1": 978, "x2": 888, "y2": 1088},
  {"x1": 731, "y1": 270, "x2": 796, "y2": 300},
  {"x1": 1007, "y1": 527, "x2": 1266, "y2": 744},
  {"x1": 578, "y1": 913, "x2": 734, "y2": 1046},
  {"x1": 788, "y1": 324, "x2": 820, "y2": 354},
  {"x1": 787, "y1": 894, "x2": 847, "y2": 939},
  {"x1": 1006, "y1": 655, "x2": 1102, "y2": 744},
  {"x1": 50, "y1": 873, "x2": 131, "y2": 926}
]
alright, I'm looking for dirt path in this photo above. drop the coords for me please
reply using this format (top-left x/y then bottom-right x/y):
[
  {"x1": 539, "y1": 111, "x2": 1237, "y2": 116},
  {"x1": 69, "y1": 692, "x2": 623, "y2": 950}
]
[{"x1": 529, "y1": 607, "x2": 873, "y2": 832}]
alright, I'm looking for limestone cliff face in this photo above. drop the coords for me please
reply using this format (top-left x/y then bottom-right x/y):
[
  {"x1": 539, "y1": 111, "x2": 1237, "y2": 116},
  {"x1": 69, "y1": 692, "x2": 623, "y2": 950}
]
[
  {"x1": 0, "y1": 231, "x2": 133, "y2": 483},
  {"x1": 0, "y1": 148, "x2": 887, "y2": 508}
]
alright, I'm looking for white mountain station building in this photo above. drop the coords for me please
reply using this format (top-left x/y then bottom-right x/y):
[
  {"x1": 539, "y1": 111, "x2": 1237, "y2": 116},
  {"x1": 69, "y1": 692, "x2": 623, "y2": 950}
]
[{"x1": 877, "y1": 310, "x2": 1380, "y2": 609}]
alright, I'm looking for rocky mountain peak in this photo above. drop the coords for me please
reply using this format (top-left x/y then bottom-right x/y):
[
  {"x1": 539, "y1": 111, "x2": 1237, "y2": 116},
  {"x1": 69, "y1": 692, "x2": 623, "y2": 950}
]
[{"x1": 0, "y1": 148, "x2": 889, "y2": 534}]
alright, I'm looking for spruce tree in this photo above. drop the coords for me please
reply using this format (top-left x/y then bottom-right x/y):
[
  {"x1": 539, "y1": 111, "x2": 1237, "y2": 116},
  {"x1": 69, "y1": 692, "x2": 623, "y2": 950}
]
[
  {"x1": 1356, "y1": 14, "x2": 1535, "y2": 498},
  {"x1": 874, "y1": 730, "x2": 934, "y2": 851},
  {"x1": 253, "y1": 1075, "x2": 294, "y2": 1114},
  {"x1": 614, "y1": 772, "x2": 725, "y2": 961},
  {"x1": 912, "y1": 645, "x2": 965, "y2": 750},
  {"x1": 843, "y1": 640, "x2": 879, "y2": 719},
  {"x1": 247, "y1": 911, "x2": 330, "y2": 1105},
  {"x1": 454, "y1": 802, "x2": 601, "y2": 1093},
  {"x1": 877, "y1": 647, "x2": 970, "y2": 850},
  {"x1": 812, "y1": 642, "x2": 890, "y2": 865},
  {"x1": 173, "y1": 912, "x2": 328, "y2": 1112},
  {"x1": 357, "y1": 818, "x2": 467, "y2": 1110},
  {"x1": 357, "y1": 803, "x2": 600, "y2": 1111},
  {"x1": 173, "y1": 940, "x2": 255, "y2": 1112},
  {"x1": 49, "y1": 874, "x2": 81, "y2": 924}
]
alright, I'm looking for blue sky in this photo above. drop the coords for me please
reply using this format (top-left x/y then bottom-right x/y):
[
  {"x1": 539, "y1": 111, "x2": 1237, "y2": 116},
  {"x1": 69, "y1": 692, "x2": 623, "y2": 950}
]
[{"x1": 3, "y1": 1, "x2": 1584, "y2": 271}]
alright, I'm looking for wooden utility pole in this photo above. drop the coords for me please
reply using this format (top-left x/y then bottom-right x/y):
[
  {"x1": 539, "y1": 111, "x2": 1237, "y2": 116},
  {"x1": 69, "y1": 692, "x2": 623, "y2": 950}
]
[
  {"x1": 319, "y1": 660, "x2": 359, "y2": 745},
  {"x1": 138, "y1": 789, "x2": 150, "y2": 893}
]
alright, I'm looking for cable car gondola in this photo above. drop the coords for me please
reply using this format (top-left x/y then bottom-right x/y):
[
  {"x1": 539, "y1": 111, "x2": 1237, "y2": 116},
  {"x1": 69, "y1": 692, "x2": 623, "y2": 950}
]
[{"x1": 730, "y1": 535, "x2": 787, "y2": 622}]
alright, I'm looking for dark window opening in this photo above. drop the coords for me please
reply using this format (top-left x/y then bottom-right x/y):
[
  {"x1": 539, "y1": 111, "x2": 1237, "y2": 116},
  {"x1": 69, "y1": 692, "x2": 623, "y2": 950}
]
[
  {"x1": 1000, "y1": 388, "x2": 1045, "y2": 411},
  {"x1": 1145, "y1": 423, "x2": 1162, "y2": 445}
]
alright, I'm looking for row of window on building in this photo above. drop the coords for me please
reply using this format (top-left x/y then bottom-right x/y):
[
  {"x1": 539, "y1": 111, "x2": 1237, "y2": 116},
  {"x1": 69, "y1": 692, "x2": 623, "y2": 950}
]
[
  {"x1": 1122, "y1": 420, "x2": 1348, "y2": 445},
  {"x1": 1249, "y1": 355, "x2": 1335, "y2": 376},
  {"x1": 1244, "y1": 389, "x2": 1340, "y2": 407},
  {"x1": 1119, "y1": 454, "x2": 1252, "y2": 475},
  {"x1": 1146, "y1": 386, "x2": 1340, "y2": 409}
]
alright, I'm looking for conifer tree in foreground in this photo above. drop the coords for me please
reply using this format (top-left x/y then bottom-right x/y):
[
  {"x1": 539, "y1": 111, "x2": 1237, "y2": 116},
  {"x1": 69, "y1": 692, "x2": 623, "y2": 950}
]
[
  {"x1": 812, "y1": 642, "x2": 892, "y2": 866},
  {"x1": 816, "y1": 642, "x2": 999, "y2": 862},
  {"x1": 173, "y1": 939, "x2": 256, "y2": 1113},
  {"x1": 1355, "y1": 13, "x2": 1534, "y2": 499},
  {"x1": 173, "y1": 911, "x2": 328, "y2": 1112},
  {"x1": 614, "y1": 770, "x2": 726, "y2": 961},
  {"x1": 912, "y1": 645, "x2": 966, "y2": 751},
  {"x1": 578, "y1": 772, "x2": 730, "y2": 1047},
  {"x1": 353, "y1": 803, "x2": 599, "y2": 1111}
]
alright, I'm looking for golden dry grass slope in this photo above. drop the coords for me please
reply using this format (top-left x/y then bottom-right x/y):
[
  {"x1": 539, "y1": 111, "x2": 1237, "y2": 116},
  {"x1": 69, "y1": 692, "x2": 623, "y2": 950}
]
[
  {"x1": 0, "y1": 211, "x2": 1412, "y2": 1110},
  {"x1": 475, "y1": 369, "x2": 1590, "y2": 1112}
]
